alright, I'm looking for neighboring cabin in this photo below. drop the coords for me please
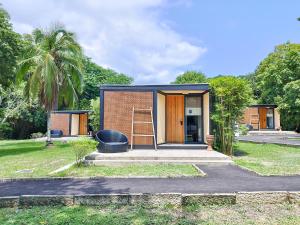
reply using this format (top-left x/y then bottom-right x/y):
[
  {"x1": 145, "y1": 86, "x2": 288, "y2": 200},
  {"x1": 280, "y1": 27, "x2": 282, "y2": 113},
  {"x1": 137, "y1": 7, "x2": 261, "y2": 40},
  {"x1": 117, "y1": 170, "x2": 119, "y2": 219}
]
[
  {"x1": 50, "y1": 110, "x2": 89, "y2": 136},
  {"x1": 241, "y1": 104, "x2": 281, "y2": 130}
]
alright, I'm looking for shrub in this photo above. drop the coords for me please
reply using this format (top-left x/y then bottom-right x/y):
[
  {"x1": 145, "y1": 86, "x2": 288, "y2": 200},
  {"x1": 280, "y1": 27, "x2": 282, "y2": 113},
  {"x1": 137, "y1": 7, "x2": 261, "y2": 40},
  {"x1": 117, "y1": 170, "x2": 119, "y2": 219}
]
[
  {"x1": 90, "y1": 97, "x2": 100, "y2": 132},
  {"x1": 210, "y1": 76, "x2": 252, "y2": 156},
  {"x1": 30, "y1": 132, "x2": 45, "y2": 139},
  {"x1": 72, "y1": 138, "x2": 97, "y2": 166},
  {"x1": 239, "y1": 124, "x2": 249, "y2": 136}
]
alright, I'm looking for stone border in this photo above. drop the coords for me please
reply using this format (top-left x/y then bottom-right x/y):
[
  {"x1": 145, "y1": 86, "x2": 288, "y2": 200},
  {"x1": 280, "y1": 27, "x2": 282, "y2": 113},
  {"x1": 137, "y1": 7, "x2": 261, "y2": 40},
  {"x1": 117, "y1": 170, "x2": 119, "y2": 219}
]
[
  {"x1": 192, "y1": 164, "x2": 207, "y2": 176},
  {"x1": 0, "y1": 191, "x2": 299, "y2": 208},
  {"x1": 234, "y1": 162, "x2": 300, "y2": 177},
  {"x1": 0, "y1": 174, "x2": 204, "y2": 183},
  {"x1": 237, "y1": 139, "x2": 300, "y2": 148}
]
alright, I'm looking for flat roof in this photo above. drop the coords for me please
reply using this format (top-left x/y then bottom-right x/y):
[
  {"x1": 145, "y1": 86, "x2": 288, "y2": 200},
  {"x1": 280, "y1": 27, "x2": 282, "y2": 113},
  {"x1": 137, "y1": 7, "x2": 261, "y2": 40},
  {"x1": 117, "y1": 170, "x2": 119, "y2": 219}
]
[
  {"x1": 51, "y1": 110, "x2": 91, "y2": 114},
  {"x1": 99, "y1": 83, "x2": 209, "y2": 91},
  {"x1": 250, "y1": 104, "x2": 277, "y2": 108}
]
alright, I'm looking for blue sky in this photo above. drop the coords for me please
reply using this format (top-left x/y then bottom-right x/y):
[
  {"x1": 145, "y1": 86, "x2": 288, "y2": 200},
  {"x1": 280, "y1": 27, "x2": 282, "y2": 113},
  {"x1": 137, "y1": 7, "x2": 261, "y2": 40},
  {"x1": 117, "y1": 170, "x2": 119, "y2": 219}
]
[
  {"x1": 164, "y1": 0, "x2": 300, "y2": 77},
  {"x1": 2, "y1": 0, "x2": 300, "y2": 83}
]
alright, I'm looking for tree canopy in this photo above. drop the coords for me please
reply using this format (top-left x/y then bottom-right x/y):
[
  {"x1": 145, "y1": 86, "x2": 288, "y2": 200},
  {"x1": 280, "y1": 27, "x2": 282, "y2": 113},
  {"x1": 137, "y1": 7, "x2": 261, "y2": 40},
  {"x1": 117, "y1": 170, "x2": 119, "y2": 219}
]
[
  {"x1": 255, "y1": 43, "x2": 300, "y2": 130},
  {"x1": 277, "y1": 80, "x2": 300, "y2": 132},
  {"x1": 0, "y1": 4, "x2": 23, "y2": 87},
  {"x1": 17, "y1": 26, "x2": 84, "y2": 111},
  {"x1": 78, "y1": 58, "x2": 133, "y2": 109},
  {"x1": 172, "y1": 71, "x2": 207, "y2": 84}
]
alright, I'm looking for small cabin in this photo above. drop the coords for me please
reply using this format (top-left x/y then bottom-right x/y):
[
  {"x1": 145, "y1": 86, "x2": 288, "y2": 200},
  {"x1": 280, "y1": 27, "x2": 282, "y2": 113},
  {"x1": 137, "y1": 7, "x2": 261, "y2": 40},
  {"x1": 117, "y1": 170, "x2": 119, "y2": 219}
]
[
  {"x1": 50, "y1": 110, "x2": 90, "y2": 136},
  {"x1": 241, "y1": 104, "x2": 280, "y2": 130},
  {"x1": 99, "y1": 84, "x2": 210, "y2": 148}
]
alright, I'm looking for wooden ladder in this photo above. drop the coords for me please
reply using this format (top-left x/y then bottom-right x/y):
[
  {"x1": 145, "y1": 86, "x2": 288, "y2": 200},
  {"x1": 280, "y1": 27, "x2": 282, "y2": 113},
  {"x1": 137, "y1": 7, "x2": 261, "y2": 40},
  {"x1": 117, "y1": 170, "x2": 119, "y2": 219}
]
[{"x1": 131, "y1": 106, "x2": 157, "y2": 150}]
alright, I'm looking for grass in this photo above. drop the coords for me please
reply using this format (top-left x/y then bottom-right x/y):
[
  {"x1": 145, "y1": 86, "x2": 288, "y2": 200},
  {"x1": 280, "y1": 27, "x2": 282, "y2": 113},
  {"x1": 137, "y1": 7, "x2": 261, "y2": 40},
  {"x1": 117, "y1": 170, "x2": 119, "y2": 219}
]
[
  {"x1": 55, "y1": 164, "x2": 200, "y2": 177},
  {"x1": 0, "y1": 139, "x2": 200, "y2": 178},
  {"x1": 234, "y1": 142, "x2": 300, "y2": 175},
  {"x1": 0, "y1": 139, "x2": 95, "y2": 178},
  {"x1": 0, "y1": 204, "x2": 299, "y2": 225}
]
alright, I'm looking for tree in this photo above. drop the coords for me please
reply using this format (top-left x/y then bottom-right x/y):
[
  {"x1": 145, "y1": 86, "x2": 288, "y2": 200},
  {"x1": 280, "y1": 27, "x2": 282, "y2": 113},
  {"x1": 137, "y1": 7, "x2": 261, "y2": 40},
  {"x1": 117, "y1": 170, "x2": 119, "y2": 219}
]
[
  {"x1": 89, "y1": 97, "x2": 100, "y2": 132},
  {"x1": 0, "y1": 84, "x2": 46, "y2": 139},
  {"x1": 255, "y1": 43, "x2": 300, "y2": 130},
  {"x1": 210, "y1": 76, "x2": 252, "y2": 156},
  {"x1": 0, "y1": 4, "x2": 23, "y2": 87},
  {"x1": 78, "y1": 58, "x2": 133, "y2": 109},
  {"x1": 276, "y1": 80, "x2": 300, "y2": 132},
  {"x1": 172, "y1": 71, "x2": 207, "y2": 84},
  {"x1": 239, "y1": 73, "x2": 260, "y2": 100},
  {"x1": 17, "y1": 25, "x2": 84, "y2": 144}
]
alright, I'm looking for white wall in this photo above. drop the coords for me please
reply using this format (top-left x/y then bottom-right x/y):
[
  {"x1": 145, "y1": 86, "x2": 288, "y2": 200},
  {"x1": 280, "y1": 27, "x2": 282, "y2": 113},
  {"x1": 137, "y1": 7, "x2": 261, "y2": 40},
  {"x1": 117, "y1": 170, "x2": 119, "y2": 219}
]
[
  {"x1": 157, "y1": 93, "x2": 166, "y2": 144},
  {"x1": 274, "y1": 108, "x2": 281, "y2": 130},
  {"x1": 71, "y1": 114, "x2": 79, "y2": 136},
  {"x1": 203, "y1": 92, "x2": 210, "y2": 143}
]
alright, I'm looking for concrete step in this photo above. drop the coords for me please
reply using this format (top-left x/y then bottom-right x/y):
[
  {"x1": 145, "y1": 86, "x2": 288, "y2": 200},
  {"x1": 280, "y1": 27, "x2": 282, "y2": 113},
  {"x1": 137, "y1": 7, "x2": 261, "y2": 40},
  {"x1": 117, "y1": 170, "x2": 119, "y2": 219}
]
[
  {"x1": 85, "y1": 155, "x2": 230, "y2": 161},
  {"x1": 85, "y1": 159, "x2": 233, "y2": 165},
  {"x1": 158, "y1": 144, "x2": 208, "y2": 150},
  {"x1": 248, "y1": 131, "x2": 297, "y2": 136}
]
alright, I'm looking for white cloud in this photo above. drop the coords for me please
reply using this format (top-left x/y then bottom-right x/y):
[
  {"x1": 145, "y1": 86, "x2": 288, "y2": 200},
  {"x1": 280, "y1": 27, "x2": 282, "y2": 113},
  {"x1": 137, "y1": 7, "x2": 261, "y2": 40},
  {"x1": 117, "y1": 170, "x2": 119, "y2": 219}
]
[{"x1": 2, "y1": 0, "x2": 206, "y2": 84}]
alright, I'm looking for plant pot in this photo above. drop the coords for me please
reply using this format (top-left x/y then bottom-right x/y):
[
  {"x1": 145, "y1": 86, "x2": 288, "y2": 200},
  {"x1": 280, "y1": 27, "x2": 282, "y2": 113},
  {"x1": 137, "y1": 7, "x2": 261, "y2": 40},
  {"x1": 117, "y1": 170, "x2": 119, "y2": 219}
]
[{"x1": 206, "y1": 134, "x2": 214, "y2": 151}]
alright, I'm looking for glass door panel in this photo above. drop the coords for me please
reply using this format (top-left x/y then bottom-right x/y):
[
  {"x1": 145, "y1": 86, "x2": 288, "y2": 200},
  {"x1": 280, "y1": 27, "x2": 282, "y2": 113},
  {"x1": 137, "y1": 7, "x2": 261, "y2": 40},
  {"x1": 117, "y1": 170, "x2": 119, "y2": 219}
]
[
  {"x1": 266, "y1": 108, "x2": 274, "y2": 129},
  {"x1": 185, "y1": 96, "x2": 203, "y2": 143}
]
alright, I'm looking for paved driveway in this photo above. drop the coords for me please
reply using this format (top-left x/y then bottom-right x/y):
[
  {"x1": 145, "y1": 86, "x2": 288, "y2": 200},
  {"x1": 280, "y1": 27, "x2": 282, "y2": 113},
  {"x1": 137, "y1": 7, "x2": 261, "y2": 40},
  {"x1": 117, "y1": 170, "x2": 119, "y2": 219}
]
[
  {"x1": 237, "y1": 134, "x2": 300, "y2": 147},
  {"x1": 0, "y1": 164, "x2": 299, "y2": 197}
]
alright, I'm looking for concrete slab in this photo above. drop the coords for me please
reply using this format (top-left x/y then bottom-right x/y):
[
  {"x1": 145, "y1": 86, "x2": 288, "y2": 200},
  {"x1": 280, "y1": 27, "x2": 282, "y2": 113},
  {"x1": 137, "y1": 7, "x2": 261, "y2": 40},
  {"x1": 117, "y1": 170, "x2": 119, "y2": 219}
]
[
  {"x1": 237, "y1": 133, "x2": 300, "y2": 147},
  {"x1": 85, "y1": 149, "x2": 232, "y2": 164}
]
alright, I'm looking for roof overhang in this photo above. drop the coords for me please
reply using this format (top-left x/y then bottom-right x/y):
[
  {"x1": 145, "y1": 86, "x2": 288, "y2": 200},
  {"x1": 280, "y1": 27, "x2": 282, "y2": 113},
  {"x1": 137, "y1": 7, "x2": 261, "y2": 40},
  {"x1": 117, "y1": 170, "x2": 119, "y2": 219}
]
[
  {"x1": 99, "y1": 84, "x2": 209, "y2": 92},
  {"x1": 249, "y1": 104, "x2": 277, "y2": 108},
  {"x1": 51, "y1": 110, "x2": 91, "y2": 114}
]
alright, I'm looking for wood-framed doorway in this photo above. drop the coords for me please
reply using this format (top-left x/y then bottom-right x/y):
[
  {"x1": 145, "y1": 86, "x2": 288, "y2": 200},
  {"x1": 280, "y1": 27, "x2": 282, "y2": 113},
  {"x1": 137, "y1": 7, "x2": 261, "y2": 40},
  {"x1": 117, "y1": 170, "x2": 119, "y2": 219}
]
[{"x1": 165, "y1": 94, "x2": 204, "y2": 144}]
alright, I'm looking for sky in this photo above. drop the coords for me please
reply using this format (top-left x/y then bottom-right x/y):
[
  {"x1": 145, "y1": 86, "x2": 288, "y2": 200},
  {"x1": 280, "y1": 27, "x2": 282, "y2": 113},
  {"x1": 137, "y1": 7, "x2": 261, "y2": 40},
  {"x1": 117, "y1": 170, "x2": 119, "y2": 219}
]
[{"x1": 2, "y1": 0, "x2": 300, "y2": 84}]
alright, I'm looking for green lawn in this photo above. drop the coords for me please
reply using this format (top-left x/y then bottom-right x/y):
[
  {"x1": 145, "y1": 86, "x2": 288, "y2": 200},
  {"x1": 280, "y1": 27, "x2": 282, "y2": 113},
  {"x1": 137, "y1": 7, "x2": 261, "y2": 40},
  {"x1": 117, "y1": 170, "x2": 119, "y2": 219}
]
[
  {"x1": 0, "y1": 139, "x2": 94, "y2": 178},
  {"x1": 0, "y1": 139, "x2": 200, "y2": 178},
  {"x1": 234, "y1": 142, "x2": 300, "y2": 175},
  {"x1": 55, "y1": 164, "x2": 200, "y2": 177},
  {"x1": 0, "y1": 204, "x2": 299, "y2": 225}
]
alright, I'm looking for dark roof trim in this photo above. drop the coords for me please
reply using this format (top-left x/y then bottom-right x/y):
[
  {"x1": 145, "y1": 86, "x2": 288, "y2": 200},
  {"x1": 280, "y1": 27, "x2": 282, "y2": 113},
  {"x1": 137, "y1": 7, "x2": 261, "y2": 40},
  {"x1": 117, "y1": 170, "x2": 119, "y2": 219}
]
[
  {"x1": 99, "y1": 84, "x2": 209, "y2": 91},
  {"x1": 51, "y1": 110, "x2": 91, "y2": 114},
  {"x1": 249, "y1": 104, "x2": 278, "y2": 108}
]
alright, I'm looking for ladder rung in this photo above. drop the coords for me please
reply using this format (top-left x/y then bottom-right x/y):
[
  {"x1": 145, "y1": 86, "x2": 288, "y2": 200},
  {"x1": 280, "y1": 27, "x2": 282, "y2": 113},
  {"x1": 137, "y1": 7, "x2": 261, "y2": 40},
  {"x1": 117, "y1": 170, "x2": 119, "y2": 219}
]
[
  {"x1": 133, "y1": 121, "x2": 152, "y2": 124},
  {"x1": 132, "y1": 134, "x2": 154, "y2": 137},
  {"x1": 134, "y1": 108, "x2": 152, "y2": 111}
]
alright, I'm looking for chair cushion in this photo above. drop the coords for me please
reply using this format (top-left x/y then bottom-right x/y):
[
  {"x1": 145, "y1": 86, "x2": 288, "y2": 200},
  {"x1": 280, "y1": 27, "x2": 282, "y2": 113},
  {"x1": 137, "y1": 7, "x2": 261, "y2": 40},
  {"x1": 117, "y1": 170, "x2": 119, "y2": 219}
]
[{"x1": 106, "y1": 142, "x2": 127, "y2": 146}]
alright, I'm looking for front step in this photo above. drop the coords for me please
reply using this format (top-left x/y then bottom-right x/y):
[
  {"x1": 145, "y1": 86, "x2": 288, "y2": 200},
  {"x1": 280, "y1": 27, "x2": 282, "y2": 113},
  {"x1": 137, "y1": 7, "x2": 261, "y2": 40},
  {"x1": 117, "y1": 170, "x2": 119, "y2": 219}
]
[
  {"x1": 158, "y1": 144, "x2": 208, "y2": 150},
  {"x1": 85, "y1": 150, "x2": 231, "y2": 165},
  {"x1": 85, "y1": 159, "x2": 233, "y2": 165}
]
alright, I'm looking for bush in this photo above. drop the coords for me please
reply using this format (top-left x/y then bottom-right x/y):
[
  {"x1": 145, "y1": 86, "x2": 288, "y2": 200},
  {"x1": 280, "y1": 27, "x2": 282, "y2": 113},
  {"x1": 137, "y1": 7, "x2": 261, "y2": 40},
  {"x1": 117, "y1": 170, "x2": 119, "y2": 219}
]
[
  {"x1": 72, "y1": 138, "x2": 97, "y2": 166},
  {"x1": 210, "y1": 76, "x2": 252, "y2": 156},
  {"x1": 30, "y1": 132, "x2": 45, "y2": 139},
  {"x1": 0, "y1": 122, "x2": 13, "y2": 139},
  {"x1": 239, "y1": 125, "x2": 249, "y2": 135},
  {"x1": 90, "y1": 97, "x2": 100, "y2": 132}
]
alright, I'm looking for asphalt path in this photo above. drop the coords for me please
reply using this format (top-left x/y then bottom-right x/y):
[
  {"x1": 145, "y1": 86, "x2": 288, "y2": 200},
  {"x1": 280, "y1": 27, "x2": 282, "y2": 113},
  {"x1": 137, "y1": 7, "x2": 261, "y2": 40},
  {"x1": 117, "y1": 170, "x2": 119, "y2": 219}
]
[{"x1": 0, "y1": 164, "x2": 299, "y2": 197}]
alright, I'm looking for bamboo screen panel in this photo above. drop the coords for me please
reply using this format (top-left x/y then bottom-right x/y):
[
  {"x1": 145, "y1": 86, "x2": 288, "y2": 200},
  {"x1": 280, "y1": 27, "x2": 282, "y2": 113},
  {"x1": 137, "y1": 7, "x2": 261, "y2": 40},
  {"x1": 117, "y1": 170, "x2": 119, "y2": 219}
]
[{"x1": 104, "y1": 91, "x2": 153, "y2": 145}]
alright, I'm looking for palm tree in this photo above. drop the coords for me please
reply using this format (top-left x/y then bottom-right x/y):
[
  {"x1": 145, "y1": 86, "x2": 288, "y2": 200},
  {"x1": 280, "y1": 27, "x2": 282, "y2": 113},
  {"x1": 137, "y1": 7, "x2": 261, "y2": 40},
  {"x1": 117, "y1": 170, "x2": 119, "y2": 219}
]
[{"x1": 17, "y1": 25, "x2": 84, "y2": 145}]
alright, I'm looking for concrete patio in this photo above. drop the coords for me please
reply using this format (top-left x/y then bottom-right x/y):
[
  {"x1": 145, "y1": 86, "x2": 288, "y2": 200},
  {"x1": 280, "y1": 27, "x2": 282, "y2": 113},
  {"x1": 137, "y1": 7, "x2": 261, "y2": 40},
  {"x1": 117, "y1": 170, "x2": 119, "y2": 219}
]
[
  {"x1": 85, "y1": 149, "x2": 232, "y2": 165},
  {"x1": 237, "y1": 132, "x2": 300, "y2": 147}
]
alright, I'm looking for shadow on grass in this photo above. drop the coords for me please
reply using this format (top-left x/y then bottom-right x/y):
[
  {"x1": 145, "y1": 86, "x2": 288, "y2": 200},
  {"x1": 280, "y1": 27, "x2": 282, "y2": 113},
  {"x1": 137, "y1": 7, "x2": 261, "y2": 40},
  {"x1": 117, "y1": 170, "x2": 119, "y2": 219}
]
[{"x1": 233, "y1": 148, "x2": 249, "y2": 157}]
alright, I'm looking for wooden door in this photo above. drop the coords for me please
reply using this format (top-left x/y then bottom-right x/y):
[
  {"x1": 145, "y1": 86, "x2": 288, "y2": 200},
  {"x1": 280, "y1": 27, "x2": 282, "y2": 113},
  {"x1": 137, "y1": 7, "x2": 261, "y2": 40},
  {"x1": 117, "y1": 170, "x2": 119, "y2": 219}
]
[
  {"x1": 166, "y1": 95, "x2": 184, "y2": 143},
  {"x1": 259, "y1": 108, "x2": 267, "y2": 129},
  {"x1": 79, "y1": 113, "x2": 88, "y2": 135}
]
